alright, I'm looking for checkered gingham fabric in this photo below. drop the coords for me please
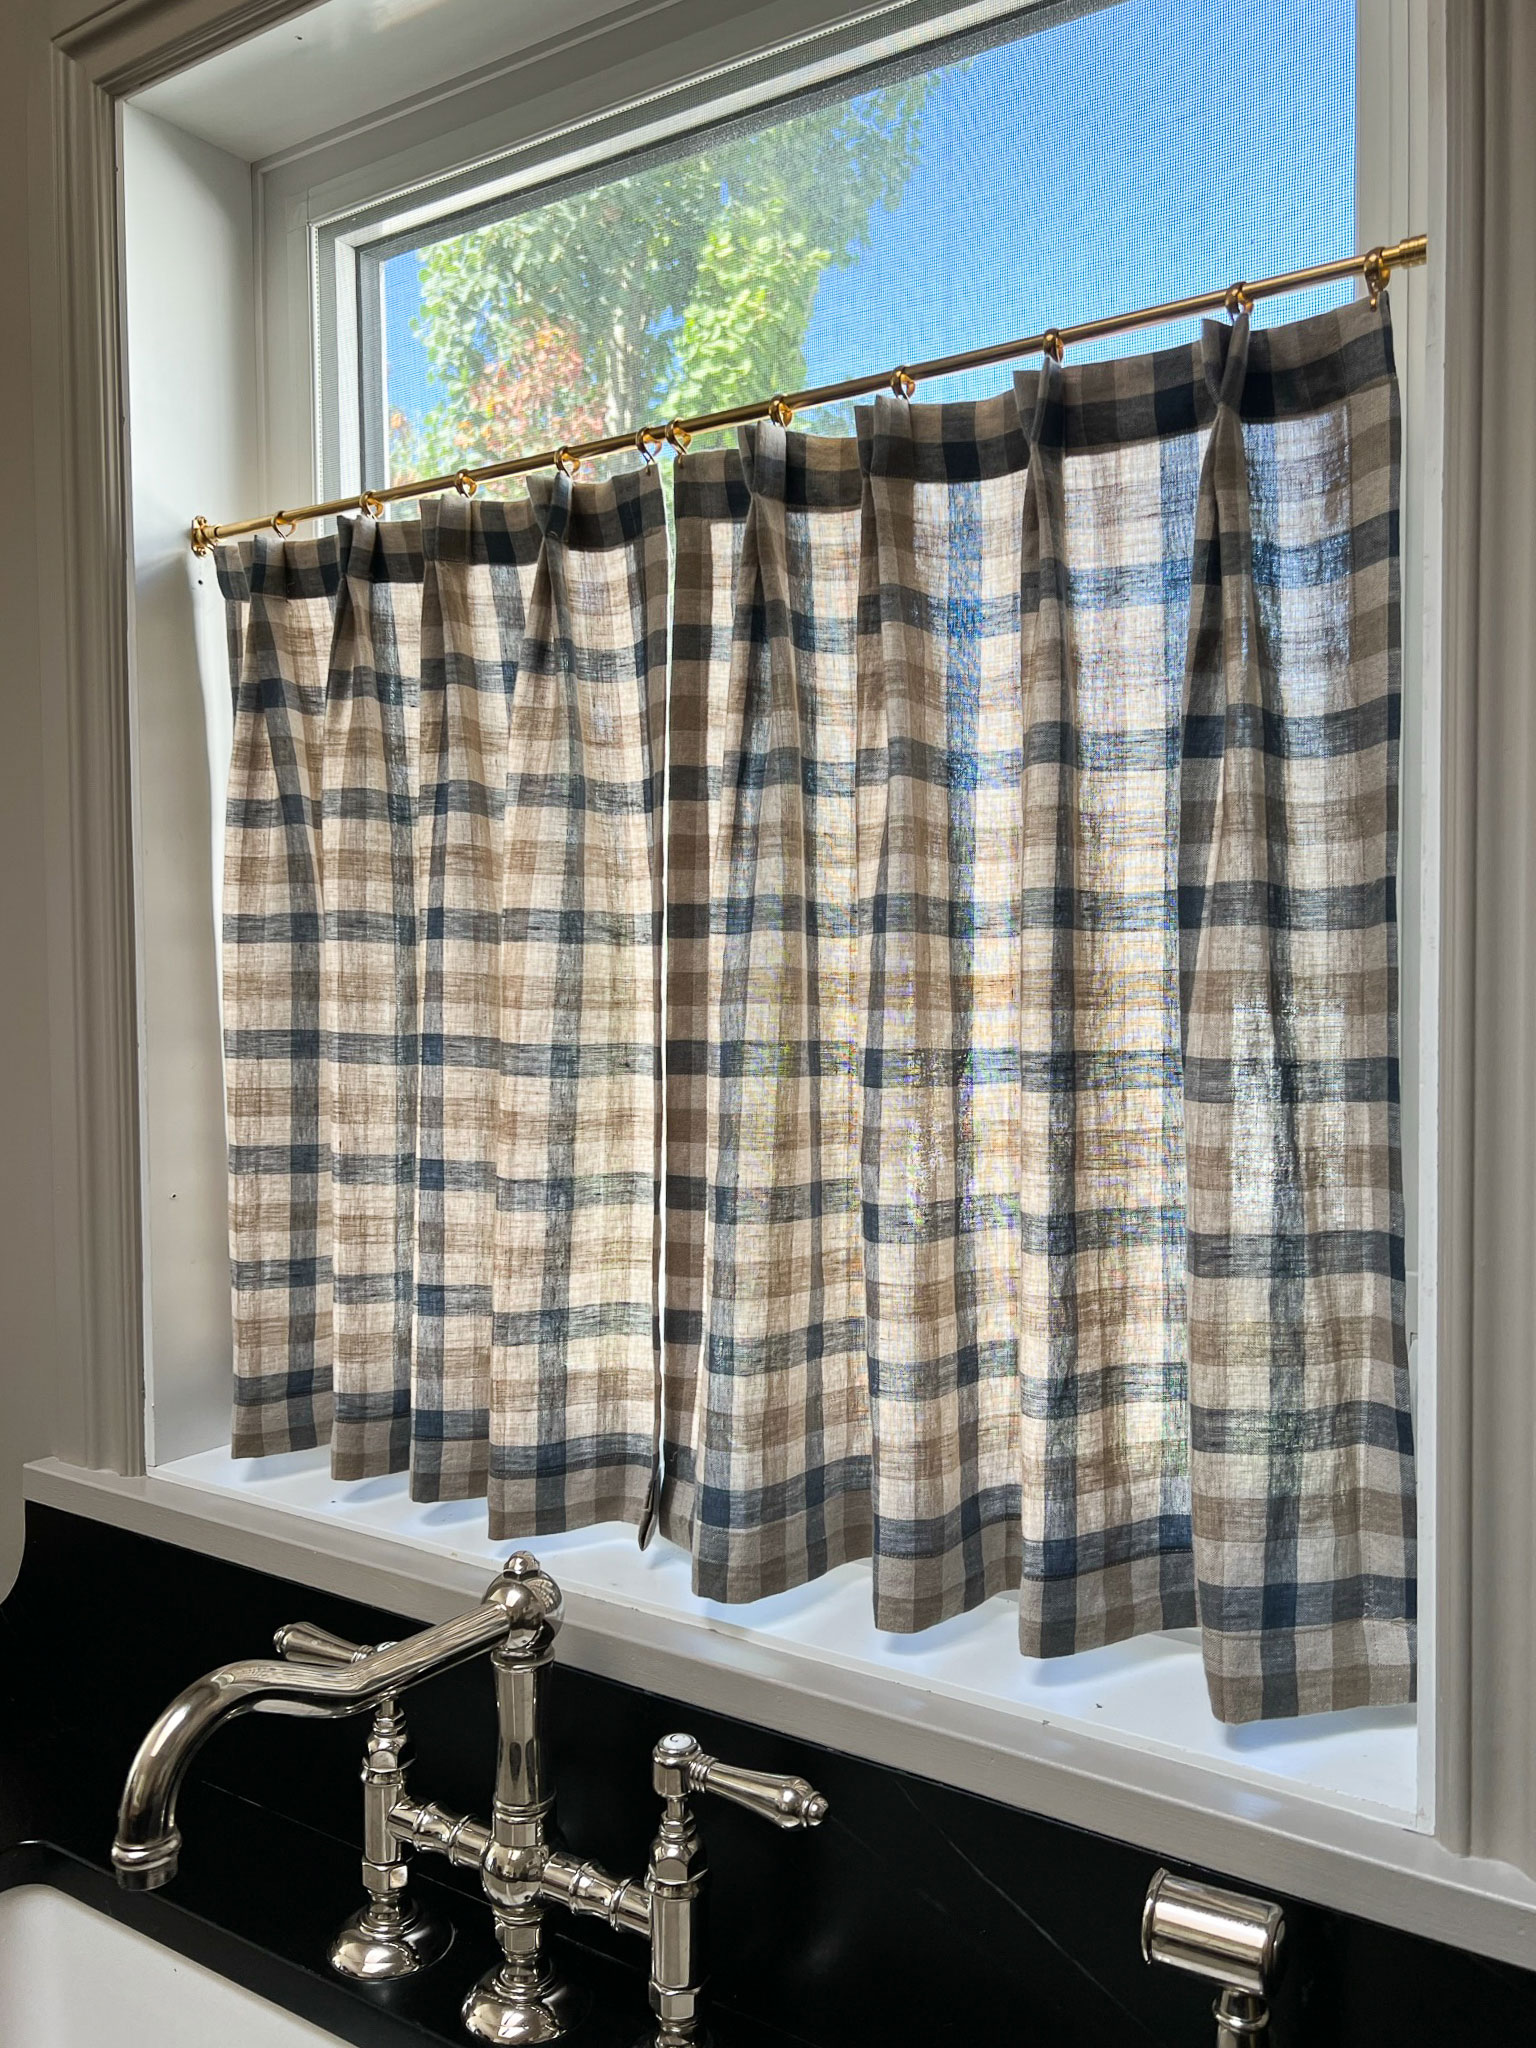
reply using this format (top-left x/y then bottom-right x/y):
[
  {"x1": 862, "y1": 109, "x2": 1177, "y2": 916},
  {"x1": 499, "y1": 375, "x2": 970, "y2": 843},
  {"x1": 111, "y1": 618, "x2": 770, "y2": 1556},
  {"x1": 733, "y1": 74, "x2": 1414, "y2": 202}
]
[
  {"x1": 219, "y1": 471, "x2": 666, "y2": 1539},
  {"x1": 222, "y1": 299, "x2": 1412, "y2": 1720},
  {"x1": 661, "y1": 298, "x2": 1413, "y2": 1720},
  {"x1": 666, "y1": 429, "x2": 875, "y2": 1593},
  {"x1": 490, "y1": 471, "x2": 668, "y2": 1537},
  {"x1": 219, "y1": 533, "x2": 338, "y2": 1456},
  {"x1": 1170, "y1": 303, "x2": 1415, "y2": 1720}
]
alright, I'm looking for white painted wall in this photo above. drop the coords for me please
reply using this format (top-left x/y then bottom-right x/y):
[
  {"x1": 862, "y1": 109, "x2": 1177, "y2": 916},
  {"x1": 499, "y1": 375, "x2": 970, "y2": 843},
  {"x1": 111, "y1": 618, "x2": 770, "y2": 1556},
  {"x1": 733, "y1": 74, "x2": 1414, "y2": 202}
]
[{"x1": 122, "y1": 104, "x2": 256, "y2": 1462}]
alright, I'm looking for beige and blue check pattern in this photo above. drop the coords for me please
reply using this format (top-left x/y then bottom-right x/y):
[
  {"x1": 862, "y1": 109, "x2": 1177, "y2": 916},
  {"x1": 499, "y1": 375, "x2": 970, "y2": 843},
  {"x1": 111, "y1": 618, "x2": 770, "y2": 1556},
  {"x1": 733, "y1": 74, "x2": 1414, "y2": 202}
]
[
  {"x1": 220, "y1": 534, "x2": 337, "y2": 1456},
  {"x1": 222, "y1": 301, "x2": 1412, "y2": 1720},
  {"x1": 219, "y1": 470, "x2": 665, "y2": 1538},
  {"x1": 1172, "y1": 305, "x2": 1414, "y2": 1720},
  {"x1": 489, "y1": 471, "x2": 668, "y2": 1536}
]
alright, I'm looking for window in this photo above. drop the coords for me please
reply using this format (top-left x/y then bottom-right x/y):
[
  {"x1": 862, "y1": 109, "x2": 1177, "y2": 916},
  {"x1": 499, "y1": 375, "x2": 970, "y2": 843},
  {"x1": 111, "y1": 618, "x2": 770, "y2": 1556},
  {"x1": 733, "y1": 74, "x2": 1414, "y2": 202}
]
[
  {"x1": 360, "y1": 0, "x2": 1359, "y2": 490},
  {"x1": 116, "y1": 0, "x2": 1442, "y2": 1928}
]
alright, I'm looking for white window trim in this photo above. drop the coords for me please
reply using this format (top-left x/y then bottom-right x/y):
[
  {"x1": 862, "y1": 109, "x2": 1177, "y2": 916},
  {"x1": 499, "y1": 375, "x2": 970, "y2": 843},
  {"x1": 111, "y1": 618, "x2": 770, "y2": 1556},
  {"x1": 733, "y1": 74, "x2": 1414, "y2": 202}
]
[{"x1": 92, "y1": 0, "x2": 1524, "y2": 1964}]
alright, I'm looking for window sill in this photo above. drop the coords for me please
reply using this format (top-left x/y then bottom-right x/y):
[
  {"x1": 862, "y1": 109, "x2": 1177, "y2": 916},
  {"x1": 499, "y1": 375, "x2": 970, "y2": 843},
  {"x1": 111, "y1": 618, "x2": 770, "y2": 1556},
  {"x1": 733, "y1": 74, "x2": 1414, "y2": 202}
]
[{"x1": 26, "y1": 1453, "x2": 1536, "y2": 1969}]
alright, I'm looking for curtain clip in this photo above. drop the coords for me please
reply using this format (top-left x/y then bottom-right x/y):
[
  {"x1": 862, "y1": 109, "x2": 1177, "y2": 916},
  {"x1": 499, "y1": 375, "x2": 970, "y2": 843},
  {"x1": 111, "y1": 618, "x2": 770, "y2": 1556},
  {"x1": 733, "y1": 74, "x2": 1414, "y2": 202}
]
[
  {"x1": 889, "y1": 365, "x2": 917, "y2": 400},
  {"x1": 663, "y1": 419, "x2": 693, "y2": 457},
  {"x1": 1362, "y1": 247, "x2": 1391, "y2": 308},
  {"x1": 635, "y1": 425, "x2": 665, "y2": 466},
  {"x1": 454, "y1": 469, "x2": 479, "y2": 498},
  {"x1": 271, "y1": 511, "x2": 297, "y2": 538},
  {"x1": 767, "y1": 395, "x2": 795, "y2": 427},
  {"x1": 1224, "y1": 281, "x2": 1253, "y2": 321},
  {"x1": 1041, "y1": 329, "x2": 1065, "y2": 364},
  {"x1": 357, "y1": 489, "x2": 384, "y2": 520},
  {"x1": 554, "y1": 447, "x2": 583, "y2": 478}
]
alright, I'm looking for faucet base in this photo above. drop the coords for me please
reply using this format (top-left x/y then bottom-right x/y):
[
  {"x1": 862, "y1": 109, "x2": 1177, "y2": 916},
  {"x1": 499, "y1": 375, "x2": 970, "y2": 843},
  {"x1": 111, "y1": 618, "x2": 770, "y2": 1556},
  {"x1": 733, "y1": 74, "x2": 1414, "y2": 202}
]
[
  {"x1": 463, "y1": 1961, "x2": 581, "y2": 2043},
  {"x1": 329, "y1": 1900, "x2": 452, "y2": 1980}
]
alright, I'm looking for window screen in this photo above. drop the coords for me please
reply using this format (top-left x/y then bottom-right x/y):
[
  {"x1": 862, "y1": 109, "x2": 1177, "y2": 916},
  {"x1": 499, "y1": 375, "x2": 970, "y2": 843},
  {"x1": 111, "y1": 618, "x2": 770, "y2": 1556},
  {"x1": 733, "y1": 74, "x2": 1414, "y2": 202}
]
[{"x1": 370, "y1": 0, "x2": 1355, "y2": 485}]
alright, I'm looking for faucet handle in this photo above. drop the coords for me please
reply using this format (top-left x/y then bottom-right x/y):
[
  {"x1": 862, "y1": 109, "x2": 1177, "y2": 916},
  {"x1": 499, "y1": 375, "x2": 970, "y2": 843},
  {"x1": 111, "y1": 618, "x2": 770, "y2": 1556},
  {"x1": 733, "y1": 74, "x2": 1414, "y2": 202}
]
[
  {"x1": 652, "y1": 1733, "x2": 828, "y2": 1828},
  {"x1": 274, "y1": 1621, "x2": 375, "y2": 1665}
]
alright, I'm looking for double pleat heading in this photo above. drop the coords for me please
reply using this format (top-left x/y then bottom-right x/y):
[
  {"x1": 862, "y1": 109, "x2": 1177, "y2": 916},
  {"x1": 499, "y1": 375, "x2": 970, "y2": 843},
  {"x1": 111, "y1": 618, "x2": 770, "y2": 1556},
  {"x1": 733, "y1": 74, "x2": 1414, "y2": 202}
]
[{"x1": 223, "y1": 295, "x2": 1413, "y2": 1721}]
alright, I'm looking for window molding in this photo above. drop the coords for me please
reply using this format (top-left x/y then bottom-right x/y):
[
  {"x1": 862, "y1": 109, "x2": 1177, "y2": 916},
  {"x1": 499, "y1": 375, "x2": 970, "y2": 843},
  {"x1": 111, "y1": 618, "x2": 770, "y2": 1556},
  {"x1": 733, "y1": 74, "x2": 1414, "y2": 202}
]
[
  {"x1": 36, "y1": 0, "x2": 323, "y2": 1492},
  {"x1": 37, "y1": 43, "x2": 145, "y2": 1478},
  {"x1": 1435, "y1": 0, "x2": 1536, "y2": 1881}
]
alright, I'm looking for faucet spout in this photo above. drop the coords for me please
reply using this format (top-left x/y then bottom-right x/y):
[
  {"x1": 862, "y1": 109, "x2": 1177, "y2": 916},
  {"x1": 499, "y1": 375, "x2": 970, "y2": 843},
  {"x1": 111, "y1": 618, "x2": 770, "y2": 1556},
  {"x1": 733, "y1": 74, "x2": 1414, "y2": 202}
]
[{"x1": 112, "y1": 1561, "x2": 560, "y2": 1891}]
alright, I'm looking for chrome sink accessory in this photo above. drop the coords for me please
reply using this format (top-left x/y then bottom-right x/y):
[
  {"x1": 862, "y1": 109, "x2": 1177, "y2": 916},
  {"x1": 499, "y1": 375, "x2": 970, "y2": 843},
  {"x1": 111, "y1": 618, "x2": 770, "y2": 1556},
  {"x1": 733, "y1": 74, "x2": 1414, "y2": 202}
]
[
  {"x1": 111, "y1": 1552, "x2": 827, "y2": 2046},
  {"x1": 1142, "y1": 1868, "x2": 1285, "y2": 2044}
]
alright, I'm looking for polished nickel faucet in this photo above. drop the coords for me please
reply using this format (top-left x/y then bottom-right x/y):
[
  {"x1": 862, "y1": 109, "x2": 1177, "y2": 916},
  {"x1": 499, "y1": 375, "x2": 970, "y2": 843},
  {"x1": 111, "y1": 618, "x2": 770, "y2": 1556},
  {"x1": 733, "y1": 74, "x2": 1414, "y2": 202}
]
[{"x1": 112, "y1": 1552, "x2": 827, "y2": 2044}]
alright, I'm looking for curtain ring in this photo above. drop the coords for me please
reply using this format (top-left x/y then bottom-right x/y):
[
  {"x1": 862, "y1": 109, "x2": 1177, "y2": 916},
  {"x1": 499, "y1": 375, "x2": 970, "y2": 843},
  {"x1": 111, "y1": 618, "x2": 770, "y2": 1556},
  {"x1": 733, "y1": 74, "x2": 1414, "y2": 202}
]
[
  {"x1": 454, "y1": 470, "x2": 478, "y2": 497},
  {"x1": 271, "y1": 511, "x2": 297, "y2": 538},
  {"x1": 1042, "y1": 329, "x2": 1065, "y2": 363},
  {"x1": 890, "y1": 365, "x2": 916, "y2": 400},
  {"x1": 357, "y1": 489, "x2": 384, "y2": 519},
  {"x1": 554, "y1": 447, "x2": 583, "y2": 477},
  {"x1": 190, "y1": 515, "x2": 214, "y2": 557},
  {"x1": 635, "y1": 425, "x2": 664, "y2": 466},
  {"x1": 1224, "y1": 281, "x2": 1253, "y2": 321},
  {"x1": 767, "y1": 395, "x2": 795, "y2": 427},
  {"x1": 1363, "y1": 247, "x2": 1391, "y2": 309},
  {"x1": 663, "y1": 419, "x2": 692, "y2": 456}
]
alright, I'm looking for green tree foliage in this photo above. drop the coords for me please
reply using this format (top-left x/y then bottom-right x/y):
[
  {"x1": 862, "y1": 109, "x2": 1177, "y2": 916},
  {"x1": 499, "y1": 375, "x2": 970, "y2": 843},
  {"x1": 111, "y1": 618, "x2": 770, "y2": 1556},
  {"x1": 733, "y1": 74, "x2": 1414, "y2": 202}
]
[{"x1": 391, "y1": 82, "x2": 929, "y2": 479}]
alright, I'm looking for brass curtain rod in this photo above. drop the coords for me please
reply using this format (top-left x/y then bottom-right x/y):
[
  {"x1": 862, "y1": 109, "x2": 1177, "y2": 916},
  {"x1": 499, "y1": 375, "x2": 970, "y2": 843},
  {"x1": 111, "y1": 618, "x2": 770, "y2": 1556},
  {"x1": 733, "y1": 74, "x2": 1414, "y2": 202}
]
[{"x1": 190, "y1": 234, "x2": 1427, "y2": 556}]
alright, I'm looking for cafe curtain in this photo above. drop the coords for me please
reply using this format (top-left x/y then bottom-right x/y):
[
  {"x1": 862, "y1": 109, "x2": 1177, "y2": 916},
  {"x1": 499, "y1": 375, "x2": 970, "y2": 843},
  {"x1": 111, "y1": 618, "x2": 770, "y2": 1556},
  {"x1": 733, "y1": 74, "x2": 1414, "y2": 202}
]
[
  {"x1": 218, "y1": 297, "x2": 1415, "y2": 1722},
  {"x1": 217, "y1": 473, "x2": 667, "y2": 1539}
]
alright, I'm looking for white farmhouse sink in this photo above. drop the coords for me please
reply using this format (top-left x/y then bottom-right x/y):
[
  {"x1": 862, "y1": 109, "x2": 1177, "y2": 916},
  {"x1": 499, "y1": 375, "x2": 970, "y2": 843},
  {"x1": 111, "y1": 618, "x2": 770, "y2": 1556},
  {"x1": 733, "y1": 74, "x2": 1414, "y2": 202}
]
[{"x1": 0, "y1": 1884, "x2": 347, "y2": 2048}]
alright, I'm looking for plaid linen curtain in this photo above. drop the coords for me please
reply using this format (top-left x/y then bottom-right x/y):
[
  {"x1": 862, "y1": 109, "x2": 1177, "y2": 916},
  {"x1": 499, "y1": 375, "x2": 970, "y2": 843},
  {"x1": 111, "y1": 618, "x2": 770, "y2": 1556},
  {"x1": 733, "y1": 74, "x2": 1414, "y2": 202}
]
[
  {"x1": 219, "y1": 298, "x2": 1413, "y2": 1721},
  {"x1": 218, "y1": 472, "x2": 666, "y2": 1540},
  {"x1": 664, "y1": 297, "x2": 1414, "y2": 1722}
]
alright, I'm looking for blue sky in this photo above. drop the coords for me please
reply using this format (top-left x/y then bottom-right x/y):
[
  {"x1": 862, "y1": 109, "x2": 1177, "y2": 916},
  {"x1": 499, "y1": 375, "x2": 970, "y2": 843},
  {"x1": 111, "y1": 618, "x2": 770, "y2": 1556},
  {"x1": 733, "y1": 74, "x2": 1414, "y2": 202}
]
[{"x1": 382, "y1": 0, "x2": 1354, "y2": 431}]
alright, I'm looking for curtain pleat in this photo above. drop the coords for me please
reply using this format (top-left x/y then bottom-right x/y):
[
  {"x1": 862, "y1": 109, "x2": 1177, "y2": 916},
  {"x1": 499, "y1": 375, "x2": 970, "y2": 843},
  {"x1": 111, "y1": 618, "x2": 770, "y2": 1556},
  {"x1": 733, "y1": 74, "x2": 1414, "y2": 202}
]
[
  {"x1": 221, "y1": 535, "x2": 339, "y2": 1456},
  {"x1": 1011, "y1": 352, "x2": 1205, "y2": 1656},
  {"x1": 221, "y1": 299, "x2": 1414, "y2": 1720},
  {"x1": 662, "y1": 451, "x2": 751, "y2": 1545},
  {"x1": 323, "y1": 517, "x2": 425, "y2": 1477},
  {"x1": 1177, "y1": 304, "x2": 1415, "y2": 1720},
  {"x1": 687, "y1": 426, "x2": 872, "y2": 1599},
  {"x1": 411, "y1": 495, "x2": 541, "y2": 1499},
  {"x1": 857, "y1": 392, "x2": 1029, "y2": 1631},
  {"x1": 488, "y1": 467, "x2": 668, "y2": 1537}
]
